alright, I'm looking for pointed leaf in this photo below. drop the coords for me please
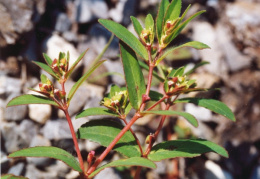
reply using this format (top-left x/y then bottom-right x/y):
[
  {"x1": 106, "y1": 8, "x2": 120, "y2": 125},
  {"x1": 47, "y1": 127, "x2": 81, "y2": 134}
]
[
  {"x1": 149, "y1": 90, "x2": 164, "y2": 101},
  {"x1": 131, "y1": 16, "x2": 143, "y2": 36},
  {"x1": 7, "y1": 94, "x2": 59, "y2": 107},
  {"x1": 120, "y1": 41, "x2": 146, "y2": 110},
  {"x1": 32, "y1": 61, "x2": 58, "y2": 79},
  {"x1": 77, "y1": 119, "x2": 141, "y2": 157},
  {"x1": 76, "y1": 107, "x2": 119, "y2": 119},
  {"x1": 43, "y1": 53, "x2": 53, "y2": 66},
  {"x1": 99, "y1": 19, "x2": 148, "y2": 60},
  {"x1": 168, "y1": 10, "x2": 206, "y2": 44},
  {"x1": 164, "y1": 0, "x2": 182, "y2": 21},
  {"x1": 148, "y1": 139, "x2": 228, "y2": 161},
  {"x1": 89, "y1": 157, "x2": 156, "y2": 178},
  {"x1": 65, "y1": 49, "x2": 88, "y2": 79},
  {"x1": 8, "y1": 146, "x2": 82, "y2": 172},
  {"x1": 145, "y1": 14, "x2": 154, "y2": 31},
  {"x1": 156, "y1": 0, "x2": 170, "y2": 43},
  {"x1": 142, "y1": 110, "x2": 198, "y2": 127},
  {"x1": 157, "y1": 41, "x2": 210, "y2": 64},
  {"x1": 110, "y1": 84, "x2": 121, "y2": 97},
  {"x1": 1, "y1": 174, "x2": 28, "y2": 179},
  {"x1": 175, "y1": 98, "x2": 236, "y2": 121},
  {"x1": 67, "y1": 60, "x2": 105, "y2": 104}
]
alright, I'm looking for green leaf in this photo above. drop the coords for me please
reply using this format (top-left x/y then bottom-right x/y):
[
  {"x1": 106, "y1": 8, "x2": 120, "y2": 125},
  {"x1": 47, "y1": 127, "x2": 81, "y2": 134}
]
[
  {"x1": 88, "y1": 157, "x2": 156, "y2": 178},
  {"x1": 131, "y1": 16, "x2": 143, "y2": 36},
  {"x1": 76, "y1": 107, "x2": 119, "y2": 119},
  {"x1": 77, "y1": 119, "x2": 141, "y2": 157},
  {"x1": 65, "y1": 49, "x2": 88, "y2": 79},
  {"x1": 40, "y1": 74, "x2": 49, "y2": 83},
  {"x1": 138, "y1": 60, "x2": 164, "y2": 82},
  {"x1": 32, "y1": 61, "x2": 58, "y2": 79},
  {"x1": 164, "y1": 0, "x2": 182, "y2": 21},
  {"x1": 120, "y1": 41, "x2": 146, "y2": 110},
  {"x1": 43, "y1": 53, "x2": 53, "y2": 66},
  {"x1": 168, "y1": 10, "x2": 206, "y2": 44},
  {"x1": 156, "y1": 0, "x2": 170, "y2": 43},
  {"x1": 142, "y1": 110, "x2": 198, "y2": 127},
  {"x1": 110, "y1": 84, "x2": 121, "y2": 97},
  {"x1": 149, "y1": 90, "x2": 164, "y2": 101},
  {"x1": 6, "y1": 94, "x2": 59, "y2": 107},
  {"x1": 157, "y1": 41, "x2": 210, "y2": 65},
  {"x1": 8, "y1": 146, "x2": 82, "y2": 172},
  {"x1": 185, "y1": 61, "x2": 209, "y2": 75},
  {"x1": 175, "y1": 98, "x2": 236, "y2": 121},
  {"x1": 67, "y1": 60, "x2": 105, "y2": 104},
  {"x1": 125, "y1": 103, "x2": 132, "y2": 115},
  {"x1": 148, "y1": 139, "x2": 228, "y2": 161},
  {"x1": 145, "y1": 14, "x2": 154, "y2": 31},
  {"x1": 99, "y1": 19, "x2": 148, "y2": 60},
  {"x1": 1, "y1": 174, "x2": 28, "y2": 179}
]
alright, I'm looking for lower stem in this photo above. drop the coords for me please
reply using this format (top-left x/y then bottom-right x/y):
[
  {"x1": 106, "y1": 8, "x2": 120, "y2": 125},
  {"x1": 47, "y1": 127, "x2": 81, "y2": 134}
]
[
  {"x1": 134, "y1": 166, "x2": 142, "y2": 179},
  {"x1": 87, "y1": 113, "x2": 141, "y2": 175},
  {"x1": 64, "y1": 109, "x2": 85, "y2": 174}
]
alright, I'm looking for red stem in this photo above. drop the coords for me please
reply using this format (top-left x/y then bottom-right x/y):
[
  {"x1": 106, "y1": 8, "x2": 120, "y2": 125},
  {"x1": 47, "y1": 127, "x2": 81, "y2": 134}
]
[
  {"x1": 64, "y1": 109, "x2": 85, "y2": 174},
  {"x1": 134, "y1": 166, "x2": 142, "y2": 179},
  {"x1": 86, "y1": 113, "x2": 141, "y2": 175},
  {"x1": 121, "y1": 118, "x2": 143, "y2": 155}
]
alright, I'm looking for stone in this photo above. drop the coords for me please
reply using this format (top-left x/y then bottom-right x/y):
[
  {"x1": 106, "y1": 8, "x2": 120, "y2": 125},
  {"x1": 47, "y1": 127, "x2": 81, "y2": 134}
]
[
  {"x1": 91, "y1": 0, "x2": 109, "y2": 19},
  {"x1": 42, "y1": 34, "x2": 80, "y2": 69},
  {"x1": 0, "y1": 76, "x2": 22, "y2": 96},
  {"x1": 7, "y1": 162, "x2": 25, "y2": 177},
  {"x1": 205, "y1": 160, "x2": 233, "y2": 179},
  {"x1": 27, "y1": 135, "x2": 52, "y2": 167},
  {"x1": 28, "y1": 103, "x2": 52, "y2": 124},
  {"x1": 0, "y1": 151, "x2": 10, "y2": 173},
  {"x1": 216, "y1": 24, "x2": 252, "y2": 72},
  {"x1": 104, "y1": 60, "x2": 125, "y2": 86},
  {"x1": 225, "y1": 1, "x2": 260, "y2": 48},
  {"x1": 25, "y1": 164, "x2": 57, "y2": 179},
  {"x1": 154, "y1": 161, "x2": 167, "y2": 175},
  {"x1": 85, "y1": 140, "x2": 100, "y2": 152},
  {"x1": 94, "y1": 167, "x2": 121, "y2": 179},
  {"x1": 65, "y1": 170, "x2": 80, "y2": 179},
  {"x1": 4, "y1": 93, "x2": 27, "y2": 121},
  {"x1": 192, "y1": 21, "x2": 229, "y2": 79},
  {"x1": 75, "y1": 0, "x2": 93, "y2": 23},
  {"x1": 251, "y1": 164, "x2": 260, "y2": 179},
  {"x1": 42, "y1": 119, "x2": 72, "y2": 140},
  {"x1": 0, "y1": 0, "x2": 45, "y2": 47},
  {"x1": 46, "y1": 160, "x2": 70, "y2": 178},
  {"x1": 109, "y1": 1, "x2": 125, "y2": 23},
  {"x1": 185, "y1": 103, "x2": 213, "y2": 122},
  {"x1": 55, "y1": 13, "x2": 71, "y2": 32}
]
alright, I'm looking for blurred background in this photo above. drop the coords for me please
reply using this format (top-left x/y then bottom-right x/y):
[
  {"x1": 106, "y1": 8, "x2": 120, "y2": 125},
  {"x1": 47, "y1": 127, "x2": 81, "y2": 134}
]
[{"x1": 1, "y1": 0, "x2": 260, "y2": 178}]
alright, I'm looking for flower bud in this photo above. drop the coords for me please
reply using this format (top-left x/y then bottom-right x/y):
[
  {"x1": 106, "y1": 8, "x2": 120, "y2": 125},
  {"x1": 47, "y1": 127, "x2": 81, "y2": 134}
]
[{"x1": 87, "y1": 151, "x2": 95, "y2": 165}]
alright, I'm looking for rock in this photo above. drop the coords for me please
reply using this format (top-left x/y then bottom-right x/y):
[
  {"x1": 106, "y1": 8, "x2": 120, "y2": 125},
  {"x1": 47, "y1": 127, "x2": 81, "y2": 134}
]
[
  {"x1": 0, "y1": 0, "x2": 45, "y2": 47},
  {"x1": 85, "y1": 140, "x2": 101, "y2": 152},
  {"x1": 4, "y1": 93, "x2": 27, "y2": 121},
  {"x1": 192, "y1": 21, "x2": 229, "y2": 79},
  {"x1": 0, "y1": 76, "x2": 22, "y2": 96},
  {"x1": 122, "y1": 0, "x2": 137, "y2": 25},
  {"x1": 55, "y1": 13, "x2": 71, "y2": 32},
  {"x1": 6, "y1": 56, "x2": 20, "y2": 76},
  {"x1": 91, "y1": 0, "x2": 109, "y2": 19},
  {"x1": 94, "y1": 167, "x2": 121, "y2": 179},
  {"x1": 28, "y1": 103, "x2": 52, "y2": 124},
  {"x1": 42, "y1": 34, "x2": 80, "y2": 69},
  {"x1": 27, "y1": 135, "x2": 52, "y2": 167},
  {"x1": 7, "y1": 163, "x2": 25, "y2": 176},
  {"x1": 185, "y1": 103, "x2": 213, "y2": 122},
  {"x1": 65, "y1": 170, "x2": 80, "y2": 179},
  {"x1": 104, "y1": 60, "x2": 125, "y2": 86},
  {"x1": 46, "y1": 160, "x2": 70, "y2": 178},
  {"x1": 0, "y1": 151, "x2": 10, "y2": 173},
  {"x1": 216, "y1": 24, "x2": 252, "y2": 72},
  {"x1": 154, "y1": 161, "x2": 167, "y2": 175},
  {"x1": 25, "y1": 164, "x2": 57, "y2": 179},
  {"x1": 250, "y1": 164, "x2": 260, "y2": 179},
  {"x1": 42, "y1": 119, "x2": 72, "y2": 140},
  {"x1": 76, "y1": 0, "x2": 93, "y2": 23},
  {"x1": 225, "y1": 1, "x2": 260, "y2": 48},
  {"x1": 109, "y1": 1, "x2": 125, "y2": 23},
  {"x1": 88, "y1": 23, "x2": 119, "y2": 59},
  {"x1": 205, "y1": 160, "x2": 233, "y2": 179}
]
